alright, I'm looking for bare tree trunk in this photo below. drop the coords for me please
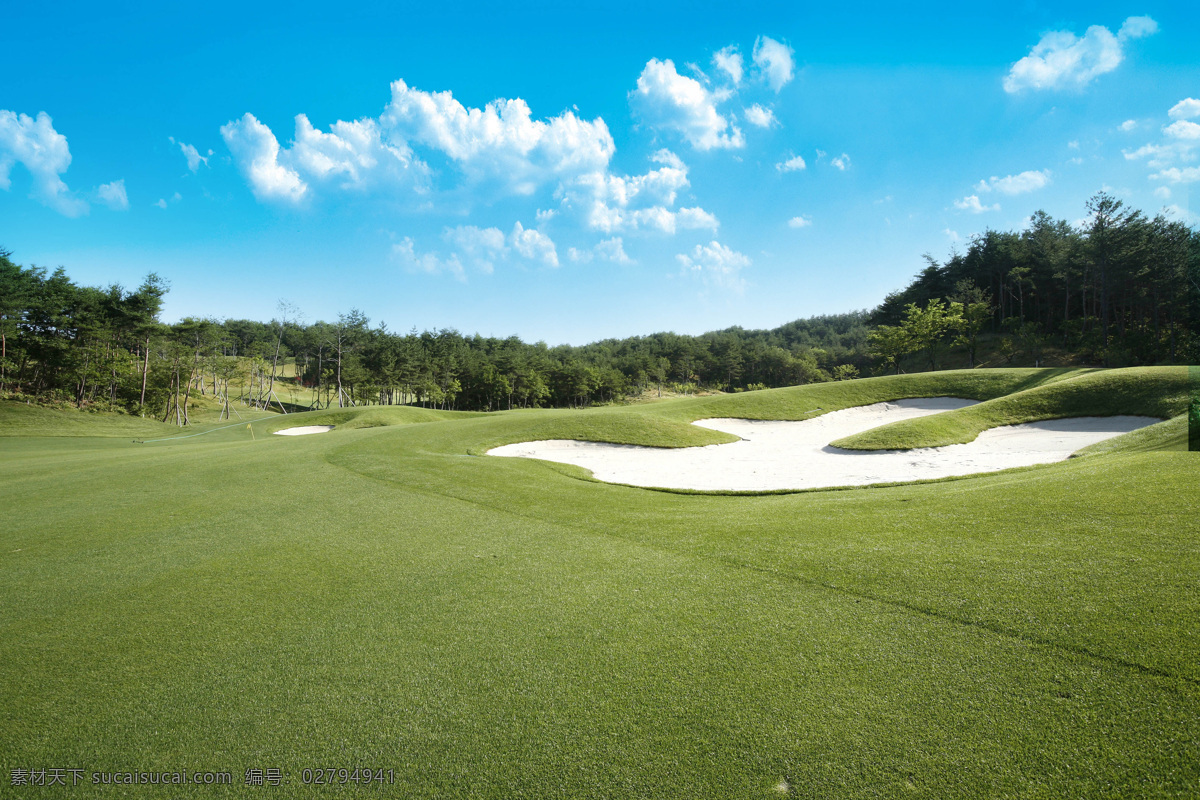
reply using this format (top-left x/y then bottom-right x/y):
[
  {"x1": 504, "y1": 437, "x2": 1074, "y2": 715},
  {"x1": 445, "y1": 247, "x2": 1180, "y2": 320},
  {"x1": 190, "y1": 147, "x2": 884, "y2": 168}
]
[{"x1": 140, "y1": 336, "x2": 150, "y2": 410}]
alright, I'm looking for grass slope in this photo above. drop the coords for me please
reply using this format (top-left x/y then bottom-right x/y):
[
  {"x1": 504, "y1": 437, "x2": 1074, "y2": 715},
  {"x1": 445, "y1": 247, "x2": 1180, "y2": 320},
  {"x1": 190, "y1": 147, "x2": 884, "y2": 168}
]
[
  {"x1": 1, "y1": 369, "x2": 1197, "y2": 798},
  {"x1": 831, "y1": 366, "x2": 1189, "y2": 450}
]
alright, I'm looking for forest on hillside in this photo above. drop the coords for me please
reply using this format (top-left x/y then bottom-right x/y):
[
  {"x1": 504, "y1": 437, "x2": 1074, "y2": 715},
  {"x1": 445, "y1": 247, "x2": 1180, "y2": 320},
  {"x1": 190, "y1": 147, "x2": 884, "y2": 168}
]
[{"x1": 1, "y1": 194, "x2": 1196, "y2": 422}]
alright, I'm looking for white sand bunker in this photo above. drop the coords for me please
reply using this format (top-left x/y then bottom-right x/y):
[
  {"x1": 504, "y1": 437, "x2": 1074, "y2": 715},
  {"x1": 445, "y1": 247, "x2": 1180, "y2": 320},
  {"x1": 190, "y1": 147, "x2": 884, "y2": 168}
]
[
  {"x1": 488, "y1": 398, "x2": 1159, "y2": 491},
  {"x1": 273, "y1": 425, "x2": 335, "y2": 436}
]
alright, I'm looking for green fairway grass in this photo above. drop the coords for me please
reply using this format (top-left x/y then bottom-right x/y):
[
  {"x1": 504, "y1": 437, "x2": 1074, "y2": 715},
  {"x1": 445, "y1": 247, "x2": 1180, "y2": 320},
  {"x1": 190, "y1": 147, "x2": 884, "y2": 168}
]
[
  {"x1": 831, "y1": 367, "x2": 1189, "y2": 451},
  {"x1": 1, "y1": 368, "x2": 1197, "y2": 798}
]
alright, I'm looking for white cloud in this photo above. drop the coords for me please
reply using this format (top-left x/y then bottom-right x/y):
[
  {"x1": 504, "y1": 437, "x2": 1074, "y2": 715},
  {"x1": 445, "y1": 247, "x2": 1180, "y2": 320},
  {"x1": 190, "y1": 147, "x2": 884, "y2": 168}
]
[
  {"x1": 154, "y1": 198, "x2": 168, "y2": 209},
  {"x1": 1118, "y1": 16, "x2": 1158, "y2": 40},
  {"x1": 570, "y1": 237, "x2": 632, "y2": 265},
  {"x1": 510, "y1": 221, "x2": 559, "y2": 266},
  {"x1": 744, "y1": 104, "x2": 777, "y2": 128},
  {"x1": 1119, "y1": 119, "x2": 1137, "y2": 131},
  {"x1": 676, "y1": 206, "x2": 720, "y2": 230},
  {"x1": 975, "y1": 169, "x2": 1051, "y2": 195},
  {"x1": 1169, "y1": 98, "x2": 1200, "y2": 121},
  {"x1": 775, "y1": 154, "x2": 806, "y2": 172},
  {"x1": 944, "y1": 228, "x2": 961, "y2": 242},
  {"x1": 1154, "y1": 186, "x2": 1171, "y2": 199},
  {"x1": 594, "y1": 237, "x2": 631, "y2": 264},
  {"x1": 226, "y1": 79, "x2": 613, "y2": 205},
  {"x1": 1151, "y1": 166, "x2": 1200, "y2": 184},
  {"x1": 1125, "y1": 100, "x2": 1200, "y2": 179},
  {"x1": 752, "y1": 36, "x2": 795, "y2": 92},
  {"x1": 1165, "y1": 120, "x2": 1200, "y2": 141},
  {"x1": 787, "y1": 215, "x2": 811, "y2": 228},
  {"x1": 1068, "y1": 140, "x2": 1080, "y2": 149},
  {"x1": 383, "y1": 79, "x2": 612, "y2": 192},
  {"x1": 629, "y1": 58, "x2": 744, "y2": 151},
  {"x1": 393, "y1": 236, "x2": 465, "y2": 281},
  {"x1": 676, "y1": 240, "x2": 750, "y2": 292},
  {"x1": 831, "y1": 153, "x2": 851, "y2": 171},
  {"x1": 954, "y1": 195, "x2": 1000, "y2": 213},
  {"x1": 713, "y1": 46, "x2": 744, "y2": 85},
  {"x1": 290, "y1": 114, "x2": 420, "y2": 191},
  {"x1": 394, "y1": 221, "x2": 560, "y2": 278},
  {"x1": 97, "y1": 179, "x2": 128, "y2": 211},
  {"x1": 0, "y1": 110, "x2": 88, "y2": 217},
  {"x1": 1124, "y1": 142, "x2": 1185, "y2": 169},
  {"x1": 169, "y1": 137, "x2": 211, "y2": 172},
  {"x1": 220, "y1": 113, "x2": 308, "y2": 203},
  {"x1": 1003, "y1": 16, "x2": 1157, "y2": 93},
  {"x1": 443, "y1": 225, "x2": 506, "y2": 274},
  {"x1": 560, "y1": 150, "x2": 717, "y2": 235}
]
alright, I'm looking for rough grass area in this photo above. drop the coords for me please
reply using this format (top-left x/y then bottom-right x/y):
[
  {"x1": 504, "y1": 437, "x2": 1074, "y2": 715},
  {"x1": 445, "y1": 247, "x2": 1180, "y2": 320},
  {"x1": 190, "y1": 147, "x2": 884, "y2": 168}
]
[
  {"x1": 831, "y1": 366, "x2": 1188, "y2": 450},
  {"x1": 2, "y1": 368, "x2": 1197, "y2": 798}
]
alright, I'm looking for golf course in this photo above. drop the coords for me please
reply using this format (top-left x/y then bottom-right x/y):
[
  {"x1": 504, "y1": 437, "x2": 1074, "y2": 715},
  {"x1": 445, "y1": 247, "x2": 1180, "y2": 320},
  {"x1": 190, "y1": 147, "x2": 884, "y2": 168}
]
[{"x1": 2, "y1": 366, "x2": 1196, "y2": 797}]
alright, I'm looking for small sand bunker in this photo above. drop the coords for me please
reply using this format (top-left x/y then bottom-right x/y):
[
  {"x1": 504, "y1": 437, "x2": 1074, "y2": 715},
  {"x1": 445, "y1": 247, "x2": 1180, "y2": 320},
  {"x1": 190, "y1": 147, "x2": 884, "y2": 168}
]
[
  {"x1": 273, "y1": 425, "x2": 335, "y2": 436},
  {"x1": 488, "y1": 398, "x2": 1158, "y2": 491}
]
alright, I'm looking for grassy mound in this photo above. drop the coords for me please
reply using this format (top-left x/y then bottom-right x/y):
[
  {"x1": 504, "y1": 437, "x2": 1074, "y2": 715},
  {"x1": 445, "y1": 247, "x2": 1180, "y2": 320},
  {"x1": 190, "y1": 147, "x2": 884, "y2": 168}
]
[
  {"x1": 831, "y1": 367, "x2": 1188, "y2": 451},
  {"x1": 259, "y1": 404, "x2": 479, "y2": 433},
  {"x1": 0, "y1": 400, "x2": 190, "y2": 438},
  {"x1": 648, "y1": 367, "x2": 1093, "y2": 424}
]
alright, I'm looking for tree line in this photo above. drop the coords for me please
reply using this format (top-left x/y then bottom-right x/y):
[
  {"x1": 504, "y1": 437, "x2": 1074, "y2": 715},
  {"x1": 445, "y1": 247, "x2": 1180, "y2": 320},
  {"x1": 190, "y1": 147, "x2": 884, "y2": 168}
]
[
  {"x1": 1, "y1": 193, "x2": 1194, "y2": 423},
  {"x1": 872, "y1": 194, "x2": 1199, "y2": 367}
]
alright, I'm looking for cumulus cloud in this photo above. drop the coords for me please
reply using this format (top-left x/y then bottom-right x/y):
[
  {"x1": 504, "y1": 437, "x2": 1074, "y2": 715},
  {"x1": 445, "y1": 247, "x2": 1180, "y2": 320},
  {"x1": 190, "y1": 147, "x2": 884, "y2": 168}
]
[
  {"x1": 1151, "y1": 167, "x2": 1200, "y2": 184},
  {"x1": 787, "y1": 215, "x2": 811, "y2": 228},
  {"x1": 1118, "y1": 16, "x2": 1159, "y2": 40},
  {"x1": 831, "y1": 153, "x2": 851, "y2": 171},
  {"x1": 383, "y1": 79, "x2": 612, "y2": 192},
  {"x1": 676, "y1": 206, "x2": 719, "y2": 230},
  {"x1": 1165, "y1": 120, "x2": 1200, "y2": 141},
  {"x1": 97, "y1": 179, "x2": 128, "y2": 211},
  {"x1": 1003, "y1": 16, "x2": 1157, "y2": 93},
  {"x1": 510, "y1": 221, "x2": 559, "y2": 267},
  {"x1": 775, "y1": 154, "x2": 806, "y2": 172},
  {"x1": 0, "y1": 110, "x2": 88, "y2": 216},
  {"x1": 443, "y1": 225, "x2": 506, "y2": 274},
  {"x1": 1169, "y1": 98, "x2": 1200, "y2": 120},
  {"x1": 169, "y1": 137, "x2": 211, "y2": 172},
  {"x1": 1120, "y1": 119, "x2": 1137, "y2": 131},
  {"x1": 975, "y1": 169, "x2": 1051, "y2": 195},
  {"x1": 954, "y1": 195, "x2": 1000, "y2": 213},
  {"x1": 569, "y1": 237, "x2": 632, "y2": 265},
  {"x1": 752, "y1": 36, "x2": 795, "y2": 92},
  {"x1": 225, "y1": 79, "x2": 613, "y2": 205},
  {"x1": 743, "y1": 104, "x2": 776, "y2": 128},
  {"x1": 396, "y1": 221, "x2": 561, "y2": 278},
  {"x1": 559, "y1": 149, "x2": 717, "y2": 235},
  {"x1": 220, "y1": 113, "x2": 308, "y2": 203},
  {"x1": 677, "y1": 240, "x2": 750, "y2": 292},
  {"x1": 713, "y1": 46, "x2": 744, "y2": 85},
  {"x1": 393, "y1": 237, "x2": 466, "y2": 281},
  {"x1": 629, "y1": 58, "x2": 744, "y2": 151},
  {"x1": 1125, "y1": 99, "x2": 1200, "y2": 182}
]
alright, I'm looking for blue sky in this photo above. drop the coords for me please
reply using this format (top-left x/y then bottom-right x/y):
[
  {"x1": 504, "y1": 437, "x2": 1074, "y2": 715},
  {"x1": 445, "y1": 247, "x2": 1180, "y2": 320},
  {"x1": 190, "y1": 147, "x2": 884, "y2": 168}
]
[{"x1": 2, "y1": 1, "x2": 1197, "y2": 344}]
